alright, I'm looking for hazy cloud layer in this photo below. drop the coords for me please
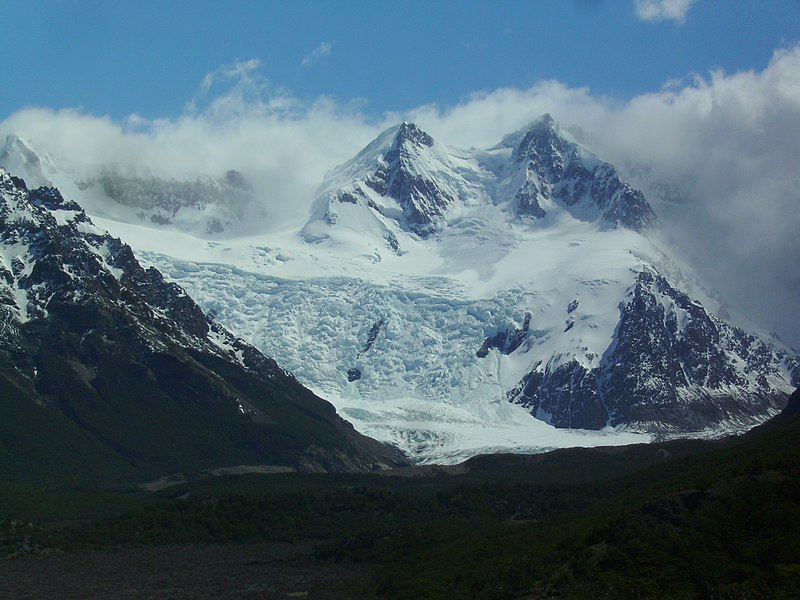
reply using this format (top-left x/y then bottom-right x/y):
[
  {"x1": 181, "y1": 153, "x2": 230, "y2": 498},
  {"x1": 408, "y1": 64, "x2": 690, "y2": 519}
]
[
  {"x1": 301, "y1": 42, "x2": 333, "y2": 67},
  {"x1": 1, "y1": 48, "x2": 799, "y2": 347},
  {"x1": 1, "y1": 60, "x2": 385, "y2": 226},
  {"x1": 634, "y1": 0, "x2": 698, "y2": 24}
]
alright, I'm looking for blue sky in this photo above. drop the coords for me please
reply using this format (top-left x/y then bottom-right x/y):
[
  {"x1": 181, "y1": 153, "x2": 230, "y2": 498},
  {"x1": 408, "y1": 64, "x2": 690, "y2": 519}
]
[{"x1": 2, "y1": 0, "x2": 799, "y2": 121}]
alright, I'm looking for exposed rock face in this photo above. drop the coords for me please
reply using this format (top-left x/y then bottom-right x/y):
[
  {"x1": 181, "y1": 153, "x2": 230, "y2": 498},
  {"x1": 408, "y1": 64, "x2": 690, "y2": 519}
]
[
  {"x1": 0, "y1": 169, "x2": 406, "y2": 480},
  {"x1": 477, "y1": 313, "x2": 531, "y2": 358},
  {"x1": 364, "y1": 123, "x2": 460, "y2": 237},
  {"x1": 306, "y1": 115, "x2": 656, "y2": 246},
  {"x1": 508, "y1": 270, "x2": 797, "y2": 432},
  {"x1": 509, "y1": 115, "x2": 656, "y2": 230}
]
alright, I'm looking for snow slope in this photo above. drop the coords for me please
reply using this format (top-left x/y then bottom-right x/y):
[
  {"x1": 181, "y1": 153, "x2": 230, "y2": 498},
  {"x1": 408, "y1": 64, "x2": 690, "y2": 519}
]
[
  {"x1": 3, "y1": 119, "x2": 796, "y2": 464},
  {"x1": 95, "y1": 214, "x2": 654, "y2": 463},
  {"x1": 90, "y1": 199, "x2": 795, "y2": 463}
]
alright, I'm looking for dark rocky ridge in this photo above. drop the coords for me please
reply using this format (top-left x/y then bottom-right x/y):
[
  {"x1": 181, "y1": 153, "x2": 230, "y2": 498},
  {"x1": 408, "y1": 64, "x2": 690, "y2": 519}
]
[
  {"x1": 364, "y1": 123, "x2": 458, "y2": 237},
  {"x1": 511, "y1": 115, "x2": 656, "y2": 231},
  {"x1": 317, "y1": 116, "x2": 658, "y2": 243},
  {"x1": 477, "y1": 313, "x2": 531, "y2": 358},
  {"x1": 507, "y1": 270, "x2": 798, "y2": 432},
  {"x1": 0, "y1": 169, "x2": 407, "y2": 482}
]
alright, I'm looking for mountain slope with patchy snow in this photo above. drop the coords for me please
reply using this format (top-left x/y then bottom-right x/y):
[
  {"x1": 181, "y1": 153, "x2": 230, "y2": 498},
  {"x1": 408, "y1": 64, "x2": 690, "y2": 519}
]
[
  {"x1": 2, "y1": 117, "x2": 797, "y2": 464},
  {"x1": 0, "y1": 168, "x2": 406, "y2": 478}
]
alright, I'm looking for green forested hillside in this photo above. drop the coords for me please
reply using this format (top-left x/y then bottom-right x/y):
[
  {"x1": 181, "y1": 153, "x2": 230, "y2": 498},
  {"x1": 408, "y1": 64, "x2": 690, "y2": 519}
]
[{"x1": 3, "y1": 390, "x2": 798, "y2": 599}]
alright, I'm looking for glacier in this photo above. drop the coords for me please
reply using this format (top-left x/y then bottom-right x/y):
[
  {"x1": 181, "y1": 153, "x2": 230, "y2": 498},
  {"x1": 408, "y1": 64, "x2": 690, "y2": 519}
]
[{"x1": 2, "y1": 119, "x2": 796, "y2": 464}]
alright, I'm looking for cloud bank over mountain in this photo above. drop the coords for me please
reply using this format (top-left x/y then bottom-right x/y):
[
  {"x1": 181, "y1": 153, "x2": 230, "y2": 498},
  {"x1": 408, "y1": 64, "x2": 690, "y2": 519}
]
[{"x1": 2, "y1": 46, "x2": 799, "y2": 347}]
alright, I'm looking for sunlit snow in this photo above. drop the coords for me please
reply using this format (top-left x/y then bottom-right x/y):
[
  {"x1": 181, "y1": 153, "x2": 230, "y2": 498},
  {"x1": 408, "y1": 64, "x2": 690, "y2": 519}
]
[
  {"x1": 5, "y1": 125, "x2": 792, "y2": 465},
  {"x1": 89, "y1": 208, "x2": 661, "y2": 463}
]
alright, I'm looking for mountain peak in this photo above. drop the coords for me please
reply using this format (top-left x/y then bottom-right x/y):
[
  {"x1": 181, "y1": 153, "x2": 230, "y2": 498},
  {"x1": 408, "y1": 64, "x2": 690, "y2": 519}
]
[
  {"x1": 393, "y1": 122, "x2": 434, "y2": 149},
  {"x1": 0, "y1": 135, "x2": 51, "y2": 189},
  {"x1": 308, "y1": 113, "x2": 659, "y2": 244},
  {"x1": 530, "y1": 113, "x2": 556, "y2": 131},
  {"x1": 491, "y1": 114, "x2": 560, "y2": 157},
  {"x1": 1, "y1": 134, "x2": 27, "y2": 152},
  {"x1": 513, "y1": 114, "x2": 570, "y2": 164}
]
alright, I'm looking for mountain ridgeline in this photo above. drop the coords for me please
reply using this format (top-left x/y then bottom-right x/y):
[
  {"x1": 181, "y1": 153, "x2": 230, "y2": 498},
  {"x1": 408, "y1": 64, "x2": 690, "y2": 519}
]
[
  {"x1": 508, "y1": 270, "x2": 798, "y2": 431},
  {"x1": 0, "y1": 169, "x2": 406, "y2": 483},
  {"x1": 0, "y1": 134, "x2": 264, "y2": 237},
  {"x1": 299, "y1": 116, "x2": 798, "y2": 440},
  {"x1": 303, "y1": 115, "x2": 656, "y2": 248},
  {"x1": 2, "y1": 116, "x2": 798, "y2": 463}
]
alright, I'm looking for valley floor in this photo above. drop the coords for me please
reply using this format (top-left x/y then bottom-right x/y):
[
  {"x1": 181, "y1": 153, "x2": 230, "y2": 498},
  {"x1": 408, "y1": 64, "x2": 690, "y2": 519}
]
[
  {"x1": 2, "y1": 397, "x2": 799, "y2": 600},
  {"x1": 0, "y1": 543, "x2": 377, "y2": 600}
]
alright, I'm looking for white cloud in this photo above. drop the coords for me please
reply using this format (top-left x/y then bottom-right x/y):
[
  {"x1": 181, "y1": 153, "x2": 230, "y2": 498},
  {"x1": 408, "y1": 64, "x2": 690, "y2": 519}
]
[
  {"x1": 0, "y1": 59, "x2": 386, "y2": 227},
  {"x1": 185, "y1": 58, "x2": 267, "y2": 115},
  {"x1": 403, "y1": 46, "x2": 800, "y2": 346},
  {"x1": 2, "y1": 47, "x2": 800, "y2": 347},
  {"x1": 301, "y1": 41, "x2": 333, "y2": 67},
  {"x1": 601, "y1": 47, "x2": 800, "y2": 347},
  {"x1": 634, "y1": 0, "x2": 697, "y2": 24}
]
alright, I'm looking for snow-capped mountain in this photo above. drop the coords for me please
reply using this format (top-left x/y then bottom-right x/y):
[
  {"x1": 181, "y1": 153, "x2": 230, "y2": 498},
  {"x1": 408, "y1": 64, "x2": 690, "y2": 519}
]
[
  {"x1": 2, "y1": 118, "x2": 797, "y2": 464},
  {"x1": 296, "y1": 118, "x2": 797, "y2": 432},
  {"x1": 0, "y1": 168, "x2": 405, "y2": 478},
  {"x1": 302, "y1": 115, "x2": 655, "y2": 254},
  {"x1": 302, "y1": 121, "x2": 488, "y2": 244},
  {"x1": 499, "y1": 114, "x2": 655, "y2": 230},
  {"x1": 0, "y1": 135, "x2": 265, "y2": 237}
]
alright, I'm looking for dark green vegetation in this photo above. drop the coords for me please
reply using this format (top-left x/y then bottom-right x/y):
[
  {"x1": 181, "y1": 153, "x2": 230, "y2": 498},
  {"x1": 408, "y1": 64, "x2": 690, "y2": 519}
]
[
  {"x1": 0, "y1": 173, "x2": 406, "y2": 481},
  {"x1": 0, "y1": 343, "x2": 404, "y2": 483},
  {"x1": 2, "y1": 391, "x2": 798, "y2": 599}
]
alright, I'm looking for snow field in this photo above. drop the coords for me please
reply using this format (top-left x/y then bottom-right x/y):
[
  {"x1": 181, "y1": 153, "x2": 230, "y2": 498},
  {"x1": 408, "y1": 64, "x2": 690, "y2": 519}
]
[
  {"x1": 7, "y1": 123, "x2": 793, "y2": 464},
  {"x1": 134, "y1": 220, "x2": 656, "y2": 463}
]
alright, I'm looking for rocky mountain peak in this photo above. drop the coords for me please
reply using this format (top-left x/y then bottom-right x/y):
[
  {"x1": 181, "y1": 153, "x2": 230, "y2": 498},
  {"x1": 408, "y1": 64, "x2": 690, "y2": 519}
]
[
  {"x1": 496, "y1": 115, "x2": 658, "y2": 231},
  {"x1": 392, "y1": 122, "x2": 435, "y2": 149},
  {"x1": 223, "y1": 169, "x2": 251, "y2": 190},
  {"x1": 305, "y1": 115, "x2": 659, "y2": 249},
  {"x1": 535, "y1": 112, "x2": 556, "y2": 129},
  {"x1": 507, "y1": 268, "x2": 797, "y2": 432},
  {"x1": 1, "y1": 135, "x2": 33, "y2": 159},
  {"x1": 512, "y1": 115, "x2": 573, "y2": 168},
  {"x1": 359, "y1": 123, "x2": 459, "y2": 237},
  {"x1": 383, "y1": 122, "x2": 438, "y2": 171}
]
